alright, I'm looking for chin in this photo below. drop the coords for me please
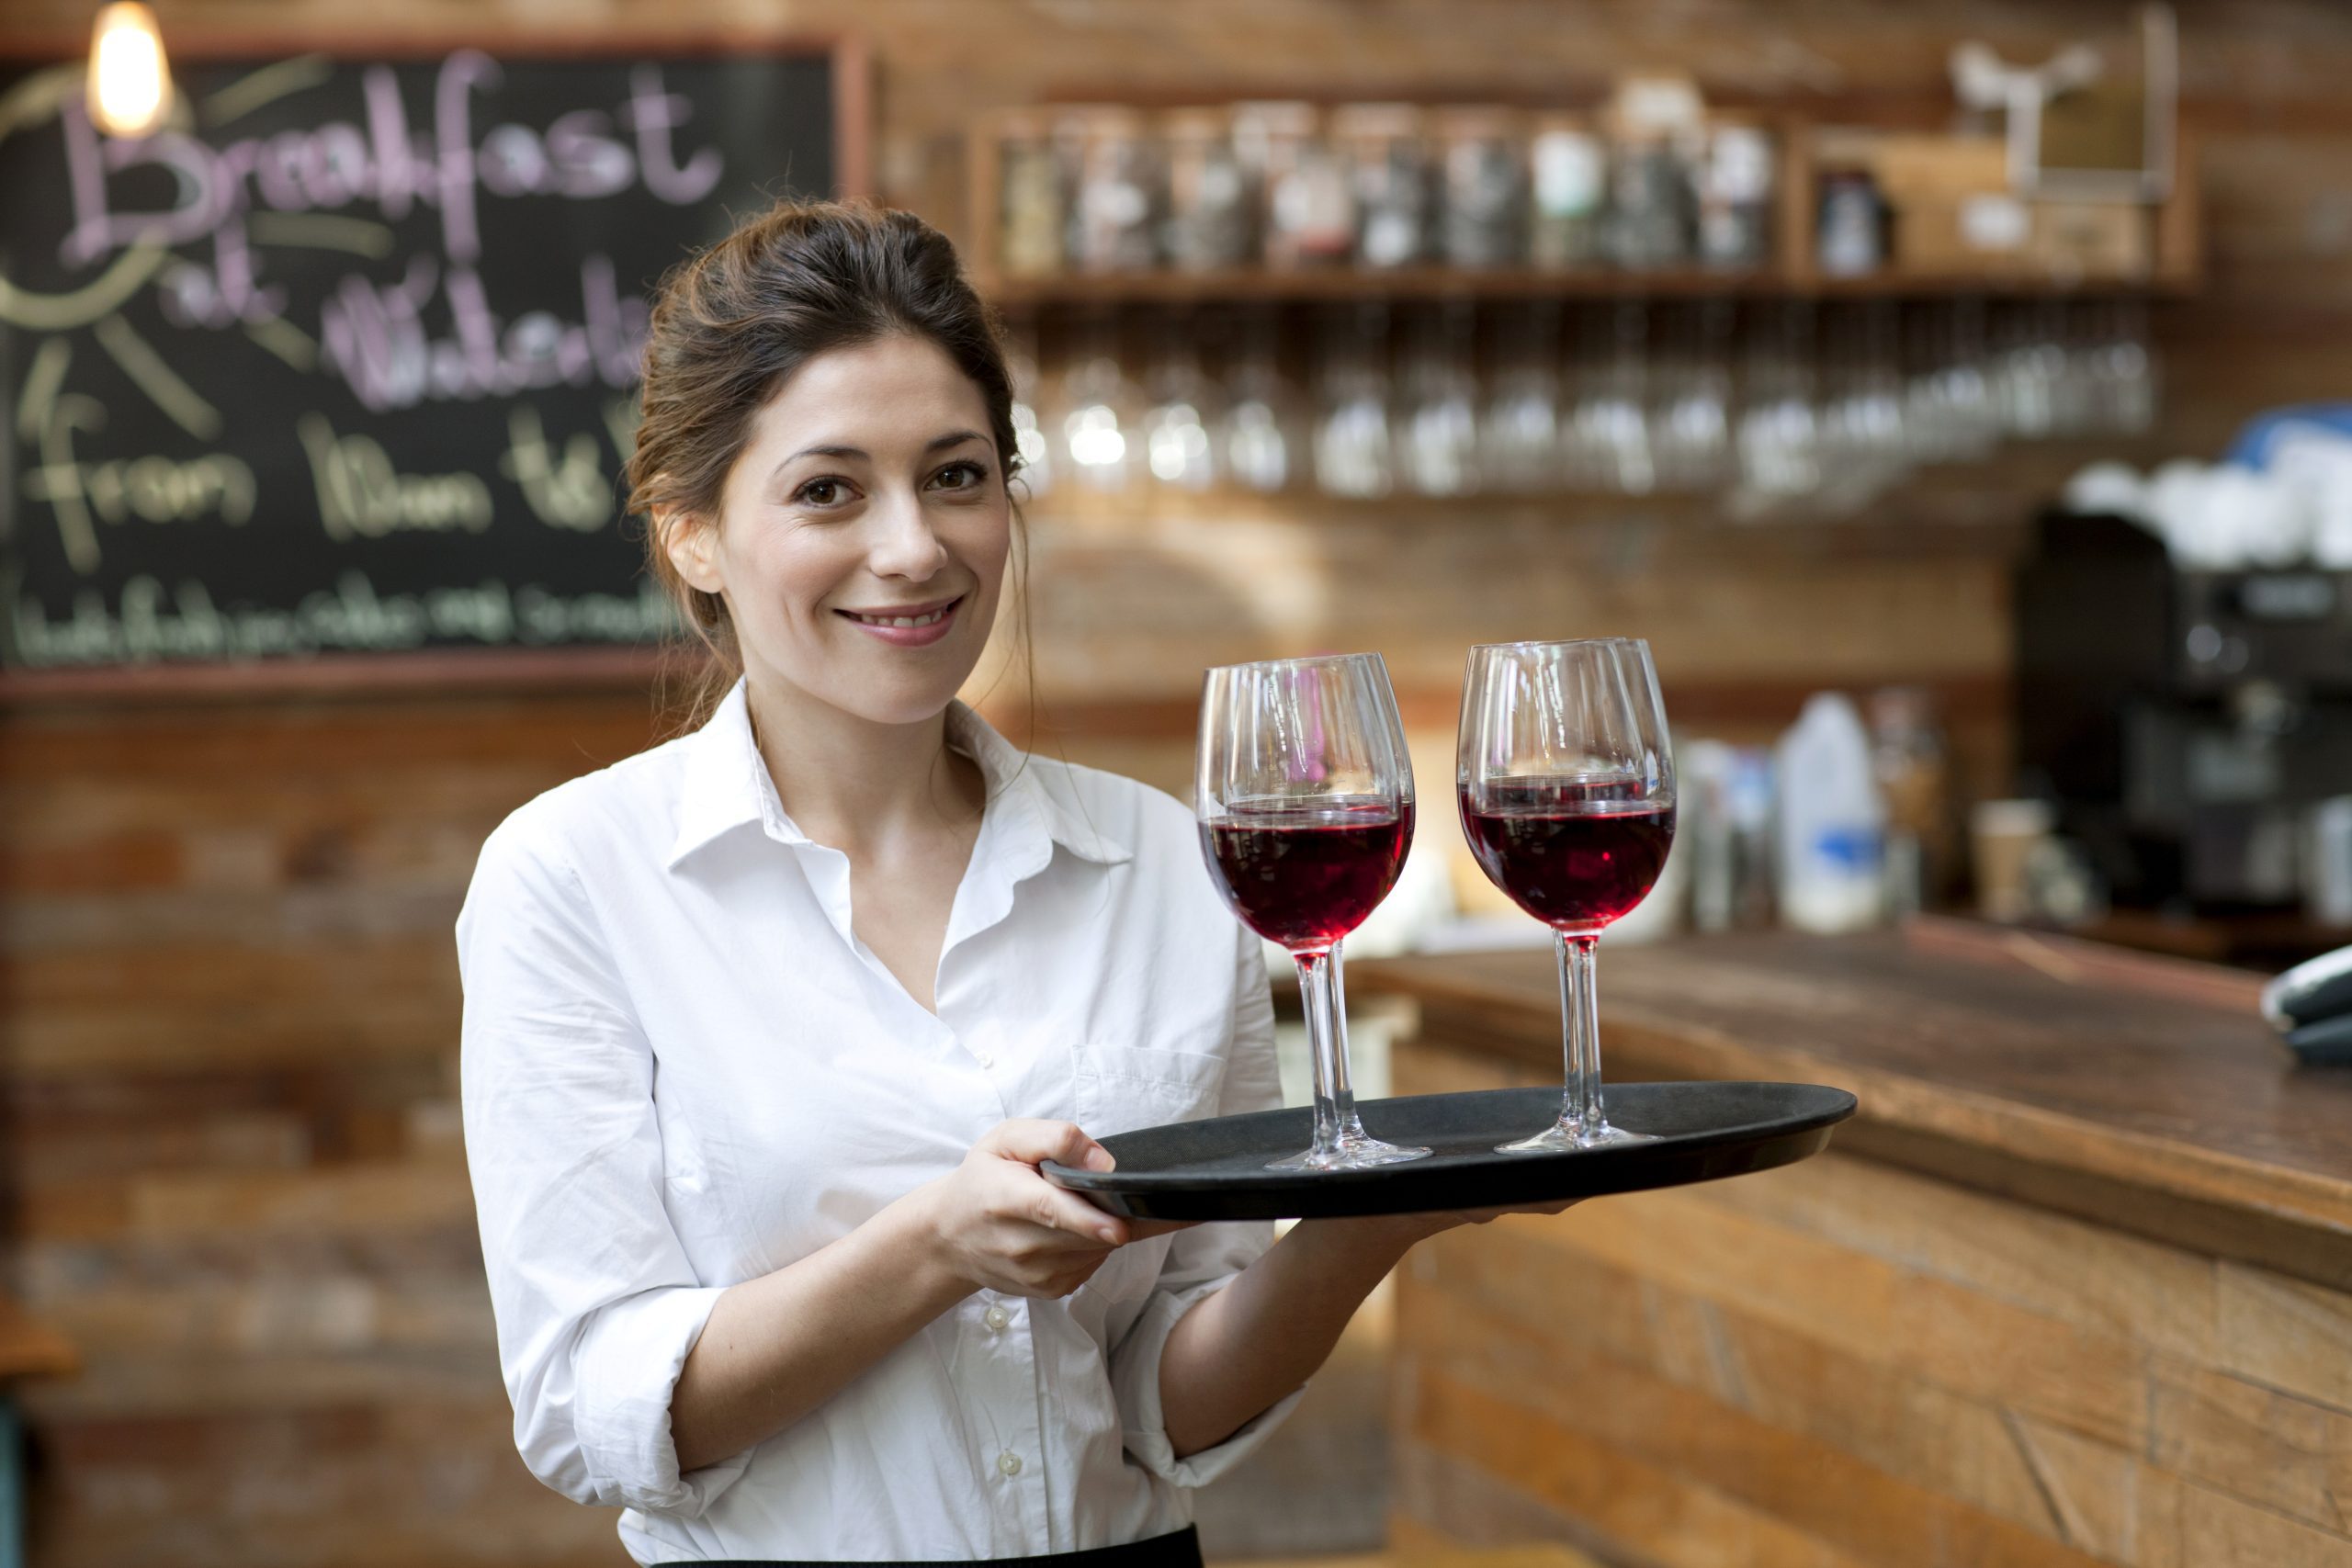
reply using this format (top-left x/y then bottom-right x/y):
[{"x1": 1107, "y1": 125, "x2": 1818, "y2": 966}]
[{"x1": 813, "y1": 655, "x2": 980, "y2": 729}]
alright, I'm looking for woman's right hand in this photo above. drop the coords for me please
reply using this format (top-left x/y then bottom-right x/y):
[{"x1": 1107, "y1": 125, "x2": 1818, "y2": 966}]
[{"x1": 918, "y1": 1120, "x2": 1148, "y2": 1300}]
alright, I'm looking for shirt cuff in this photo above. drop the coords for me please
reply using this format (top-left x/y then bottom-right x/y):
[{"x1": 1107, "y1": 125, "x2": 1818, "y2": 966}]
[
  {"x1": 1109, "y1": 1280, "x2": 1307, "y2": 1488},
  {"x1": 572, "y1": 1283, "x2": 748, "y2": 1516}
]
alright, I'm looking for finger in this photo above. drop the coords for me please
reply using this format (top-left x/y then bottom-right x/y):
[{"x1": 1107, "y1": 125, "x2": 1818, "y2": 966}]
[
  {"x1": 977, "y1": 1119, "x2": 1115, "y2": 1173},
  {"x1": 1021, "y1": 1180, "x2": 1130, "y2": 1247}
]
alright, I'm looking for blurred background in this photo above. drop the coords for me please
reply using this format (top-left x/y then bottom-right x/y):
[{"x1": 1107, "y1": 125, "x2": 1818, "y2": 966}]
[{"x1": 5, "y1": 2, "x2": 2352, "y2": 1565}]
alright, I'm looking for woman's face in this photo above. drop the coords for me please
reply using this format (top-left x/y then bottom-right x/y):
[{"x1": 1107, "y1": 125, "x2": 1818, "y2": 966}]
[{"x1": 666, "y1": 333, "x2": 1012, "y2": 729}]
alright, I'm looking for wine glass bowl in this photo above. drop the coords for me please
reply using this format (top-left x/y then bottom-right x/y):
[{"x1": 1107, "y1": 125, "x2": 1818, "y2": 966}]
[
  {"x1": 1198, "y1": 654, "x2": 1431, "y2": 1171},
  {"x1": 1202, "y1": 799, "x2": 1415, "y2": 952},
  {"x1": 1459, "y1": 638, "x2": 1676, "y2": 1152}
]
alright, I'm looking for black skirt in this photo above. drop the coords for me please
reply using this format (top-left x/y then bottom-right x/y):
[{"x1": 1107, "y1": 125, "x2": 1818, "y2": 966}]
[{"x1": 652, "y1": 1525, "x2": 1203, "y2": 1568}]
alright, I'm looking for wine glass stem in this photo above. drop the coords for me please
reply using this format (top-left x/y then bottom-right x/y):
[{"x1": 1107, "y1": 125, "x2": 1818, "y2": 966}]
[
  {"x1": 1329, "y1": 942, "x2": 1373, "y2": 1139},
  {"x1": 1555, "y1": 929, "x2": 1606, "y2": 1135},
  {"x1": 1294, "y1": 947, "x2": 1358, "y2": 1161}
]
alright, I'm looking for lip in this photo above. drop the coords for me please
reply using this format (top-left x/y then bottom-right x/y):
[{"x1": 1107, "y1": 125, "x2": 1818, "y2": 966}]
[{"x1": 834, "y1": 592, "x2": 966, "y2": 649}]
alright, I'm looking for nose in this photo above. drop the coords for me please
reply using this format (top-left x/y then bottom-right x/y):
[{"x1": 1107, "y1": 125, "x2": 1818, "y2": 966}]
[{"x1": 865, "y1": 489, "x2": 951, "y2": 582}]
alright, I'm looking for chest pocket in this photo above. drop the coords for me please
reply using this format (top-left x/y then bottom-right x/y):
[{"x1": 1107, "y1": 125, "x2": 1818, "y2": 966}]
[
  {"x1": 1073, "y1": 1039, "x2": 1227, "y2": 1305},
  {"x1": 1073, "y1": 1041, "x2": 1227, "y2": 1140}
]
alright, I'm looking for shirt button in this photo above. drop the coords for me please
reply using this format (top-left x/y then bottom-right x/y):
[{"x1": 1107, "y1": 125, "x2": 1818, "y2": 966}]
[
  {"x1": 984, "y1": 1304, "x2": 1012, "y2": 1332},
  {"x1": 997, "y1": 1450, "x2": 1023, "y2": 1477},
  {"x1": 976, "y1": 1051, "x2": 996, "y2": 1069}
]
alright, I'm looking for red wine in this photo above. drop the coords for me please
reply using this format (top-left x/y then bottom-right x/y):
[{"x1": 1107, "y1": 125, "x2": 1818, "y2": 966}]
[
  {"x1": 1204, "y1": 800, "x2": 1414, "y2": 952},
  {"x1": 1459, "y1": 776, "x2": 1675, "y2": 931}
]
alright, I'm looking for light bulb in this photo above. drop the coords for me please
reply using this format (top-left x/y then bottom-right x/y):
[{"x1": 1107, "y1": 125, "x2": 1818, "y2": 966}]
[{"x1": 87, "y1": 3, "x2": 172, "y2": 139}]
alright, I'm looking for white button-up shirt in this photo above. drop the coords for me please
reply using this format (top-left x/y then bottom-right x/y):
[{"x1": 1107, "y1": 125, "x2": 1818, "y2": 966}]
[{"x1": 457, "y1": 681, "x2": 1296, "y2": 1563}]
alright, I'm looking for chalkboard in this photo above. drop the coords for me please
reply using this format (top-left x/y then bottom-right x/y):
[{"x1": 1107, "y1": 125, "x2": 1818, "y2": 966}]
[{"x1": 0, "y1": 39, "x2": 863, "y2": 686}]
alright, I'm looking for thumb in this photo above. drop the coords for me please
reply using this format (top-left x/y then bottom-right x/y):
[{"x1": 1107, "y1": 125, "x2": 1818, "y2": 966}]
[{"x1": 978, "y1": 1119, "x2": 1115, "y2": 1173}]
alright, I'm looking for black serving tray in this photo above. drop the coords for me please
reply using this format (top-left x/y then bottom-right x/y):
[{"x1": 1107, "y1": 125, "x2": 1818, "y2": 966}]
[{"x1": 1042, "y1": 1081, "x2": 1859, "y2": 1221}]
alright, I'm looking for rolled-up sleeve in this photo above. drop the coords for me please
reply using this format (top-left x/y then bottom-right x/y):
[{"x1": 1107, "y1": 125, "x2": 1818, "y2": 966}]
[
  {"x1": 457, "y1": 816, "x2": 746, "y2": 1517},
  {"x1": 1108, "y1": 923, "x2": 1304, "y2": 1486}
]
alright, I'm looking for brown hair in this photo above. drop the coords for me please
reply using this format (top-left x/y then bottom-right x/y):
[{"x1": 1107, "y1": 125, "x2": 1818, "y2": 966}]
[{"x1": 626, "y1": 198, "x2": 1030, "y2": 728}]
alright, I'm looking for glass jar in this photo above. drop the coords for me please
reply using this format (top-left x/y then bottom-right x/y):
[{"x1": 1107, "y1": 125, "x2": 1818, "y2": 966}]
[
  {"x1": 998, "y1": 111, "x2": 1069, "y2": 277},
  {"x1": 1433, "y1": 107, "x2": 1527, "y2": 268},
  {"x1": 1605, "y1": 132, "x2": 1696, "y2": 271},
  {"x1": 1330, "y1": 103, "x2": 1433, "y2": 269},
  {"x1": 1815, "y1": 166, "x2": 1887, "y2": 277},
  {"x1": 1069, "y1": 107, "x2": 1162, "y2": 272},
  {"x1": 1528, "y1": 113, "x2": 1607, "y2": 269},
  {"x1": 1696, "y1": 122, "x2": 1775, "y2": 271},
  {"x1": 1161, "y1": 107, "x2": 1253, "y2": 271},
  {"x1": 1236, "y1": 101, "x2": 1353, "y2": 268}
]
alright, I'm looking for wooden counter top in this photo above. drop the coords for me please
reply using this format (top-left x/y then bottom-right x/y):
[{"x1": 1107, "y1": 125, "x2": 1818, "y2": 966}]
[{"x1": 1355, "y1": 918, "x2": 2352, "y2": 1292}]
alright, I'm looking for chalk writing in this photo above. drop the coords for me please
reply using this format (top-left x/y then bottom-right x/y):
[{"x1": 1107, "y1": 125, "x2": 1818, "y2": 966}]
[
  {"x1": 0, "y1": 47, "x2": 831, "y2": 668},
  {"x1": 51, "y1": 52, "x2": 723, "y2": 276},
  {"x1": 296, "y1": 413, "x2": 494, "y2": 541},
  {"x1": 17, "y1": 342, "x2": 255, "y2": 572},
  {"x1": 501, "y1": 405, "x2": 614, "y2": 531},
  {"x1": 317, "y1": 252, "x2": 645, "y2": 410},
  {"x1": 7, "y1": 570, "x2": 680, "y2": 666}
]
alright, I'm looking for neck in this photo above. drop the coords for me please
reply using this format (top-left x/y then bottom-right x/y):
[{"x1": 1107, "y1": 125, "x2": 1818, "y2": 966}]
[{"x1": 741, "y1": 675, "x2": 985, "y2": 855}]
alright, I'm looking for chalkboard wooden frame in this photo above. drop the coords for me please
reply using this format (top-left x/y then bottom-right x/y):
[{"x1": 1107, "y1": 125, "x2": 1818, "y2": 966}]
[{"x1": 0, "y1": 29, "x2": 870, "y2": 705}]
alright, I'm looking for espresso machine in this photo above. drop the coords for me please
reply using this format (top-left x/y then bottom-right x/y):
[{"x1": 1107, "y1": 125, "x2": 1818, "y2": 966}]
[{"x1": 2014, "y1": 510, "x2": 2352, "y2": 915}]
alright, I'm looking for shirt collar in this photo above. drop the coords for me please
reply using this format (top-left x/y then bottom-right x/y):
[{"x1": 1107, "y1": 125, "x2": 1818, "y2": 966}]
[{"x1": 666, "y1": 679, "x2": 1132, "y2": 871}]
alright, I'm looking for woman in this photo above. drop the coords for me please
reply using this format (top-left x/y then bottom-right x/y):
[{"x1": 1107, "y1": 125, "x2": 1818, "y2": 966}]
[{"x1": 458, "y1": 200, "x2": 1526, "y2": 1567}]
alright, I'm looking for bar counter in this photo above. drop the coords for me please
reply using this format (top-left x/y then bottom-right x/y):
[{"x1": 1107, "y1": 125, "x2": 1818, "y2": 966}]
[{"x1": 1355, "y1": 921, "x2": 2352, "y2": 1568}]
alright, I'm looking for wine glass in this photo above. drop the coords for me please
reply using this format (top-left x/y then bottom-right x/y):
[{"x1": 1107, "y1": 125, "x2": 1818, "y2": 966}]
[
  {"x1": 1198, "y1": 654, "x2": 1431, "y2": 1171},
  {"x1": 1458, "y1": 638, "x2": 1677, "y2": 1152}
]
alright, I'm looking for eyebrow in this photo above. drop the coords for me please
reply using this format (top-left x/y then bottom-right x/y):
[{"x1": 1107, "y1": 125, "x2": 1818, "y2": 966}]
[{"x1": 775, "y1": 429, "x2": 991, "y2": 472}]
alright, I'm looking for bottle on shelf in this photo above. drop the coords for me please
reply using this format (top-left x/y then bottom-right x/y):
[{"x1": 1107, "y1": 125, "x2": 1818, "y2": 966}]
[
  {"x1": 1528, "y1": 113, "x2": 1608, "y2": 270},
  {"x1": 1070, "y1": 107, "x2": 1163, "y2": 273},
  {"x1": 997, "y1": 110, "x2": 1069, "y2": 278},
  {"x1": 1432, "y1": 106, "x2": 1529, "y2": 269},
  {"x1": 1162, "y1": 107, "x2": 1256, "y2": 271},
  {"x1": 1237, "y1": 101, "x2": 1354, "y2": 270},
  {"x1": 1332, "y1": 103, "x2": 1435, "y2": 270},
  {"x1": 1696, "y1": 121, "x2": 1777, "y2": 271},
  {"x1": 1775, "y1": 693, "x2": 1888, "y2": 934}
]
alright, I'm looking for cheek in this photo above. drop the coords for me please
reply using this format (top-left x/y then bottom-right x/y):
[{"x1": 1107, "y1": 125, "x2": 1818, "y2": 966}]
[
  {"x1": 724, "y1": 527, "x2": 856, "y2": 630},
  {"x1": 958, "y1": 508, "x2": 1014, "y2": 594}
]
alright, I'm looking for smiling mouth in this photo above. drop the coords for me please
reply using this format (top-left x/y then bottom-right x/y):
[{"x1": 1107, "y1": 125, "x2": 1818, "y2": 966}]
[{"x1": 836, "y1": 595, "x2": 962, "y2": 628}]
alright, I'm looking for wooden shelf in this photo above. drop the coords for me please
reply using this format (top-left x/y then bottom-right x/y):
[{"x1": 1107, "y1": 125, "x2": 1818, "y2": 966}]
[
  {"x1": 978, "y1": 264, "x2": 2187, "y2": 308},
  {"x1": 968, "y1": 105, "x2": 2202, "y2": 308}
]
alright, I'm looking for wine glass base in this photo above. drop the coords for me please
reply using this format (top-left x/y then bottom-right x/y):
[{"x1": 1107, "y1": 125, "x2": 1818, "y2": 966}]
[
  {"x1": 1495, "y1": 1121, "x2": 1659, "y2": 1155},
  {"x1": 1267, "y1": 1134, "x2": 1434, "y2": 1172}
]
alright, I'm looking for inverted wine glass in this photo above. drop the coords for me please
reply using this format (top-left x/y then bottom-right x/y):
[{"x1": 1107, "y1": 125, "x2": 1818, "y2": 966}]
[
  {"x1": 1198, "y1": 653, "x2": 1431, "y2": 1171},
  {"x1": 1459, "y1": 637, "x2": 1677, "y2": 1152}
]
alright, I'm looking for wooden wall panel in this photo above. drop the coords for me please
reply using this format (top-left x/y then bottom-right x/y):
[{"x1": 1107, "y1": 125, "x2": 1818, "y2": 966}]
[
  {"x1": 3, "y1": 694, "x2": 657, "y2": 1567},
  {"x1": 7, "y1": 2, "x2": 2352, "y2": 1563},
  {"x1": 1392, "y1": 1038, "x2": 2352, "y2": 1568}
]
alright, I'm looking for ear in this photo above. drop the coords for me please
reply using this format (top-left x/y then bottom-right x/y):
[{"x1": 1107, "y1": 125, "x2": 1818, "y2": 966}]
[{"x1": 658, "y1": 505, "x2": 724, "y2": 596}]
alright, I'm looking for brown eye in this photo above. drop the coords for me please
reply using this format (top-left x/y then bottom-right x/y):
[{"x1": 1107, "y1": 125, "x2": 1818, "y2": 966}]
[
  {"x1": 797, "y1": 478, "x2": 845, "y2": 506},
  {"x1": 932, "y1": 461, "x2": 988, "y2": 491}
]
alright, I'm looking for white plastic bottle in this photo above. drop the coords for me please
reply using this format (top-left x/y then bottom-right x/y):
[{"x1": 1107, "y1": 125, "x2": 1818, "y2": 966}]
[{"x1": 1774, "y1": 693, "x2": 1887, "y2": 933}]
